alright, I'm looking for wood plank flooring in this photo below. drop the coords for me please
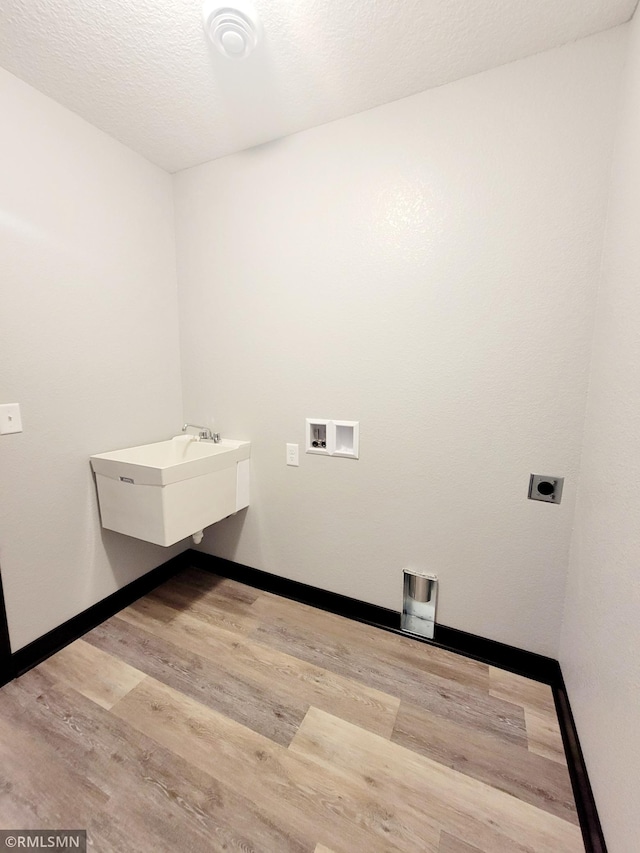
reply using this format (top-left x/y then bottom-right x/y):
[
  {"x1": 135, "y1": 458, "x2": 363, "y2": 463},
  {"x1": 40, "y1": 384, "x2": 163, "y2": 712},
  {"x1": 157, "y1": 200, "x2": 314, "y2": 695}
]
[{"x1": 0, "y1": 566, "x2": 583, "y2": 852}]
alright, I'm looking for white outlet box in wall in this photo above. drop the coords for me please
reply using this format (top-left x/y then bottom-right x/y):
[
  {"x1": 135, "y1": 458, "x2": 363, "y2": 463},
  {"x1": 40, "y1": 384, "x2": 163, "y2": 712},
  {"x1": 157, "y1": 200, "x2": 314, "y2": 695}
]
[
  {"x1": 0, "y1": 403, "x2": 23, "y2": 435},
  {"x1": 286, "y1": 443, "x2": 299, "y2": 466},
  {"x1": 306, "y1": 419, "x2": 359, "y2": 458}
]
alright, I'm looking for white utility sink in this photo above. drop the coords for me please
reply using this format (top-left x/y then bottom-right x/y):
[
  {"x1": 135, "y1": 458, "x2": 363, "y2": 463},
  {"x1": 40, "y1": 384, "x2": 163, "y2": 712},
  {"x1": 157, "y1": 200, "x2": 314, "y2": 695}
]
[{"x1": 90, "y1": 436, "x2": 250, "y2": 547}]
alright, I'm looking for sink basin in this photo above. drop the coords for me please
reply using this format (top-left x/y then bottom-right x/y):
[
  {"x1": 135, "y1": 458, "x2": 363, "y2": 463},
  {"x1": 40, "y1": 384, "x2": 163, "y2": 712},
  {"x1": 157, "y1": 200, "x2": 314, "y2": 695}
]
[
  {"x1": 90, "y1": 436, "x2": 250, "y2": 546},
  {"x1": 91, "y1": 437, "x2": 250, "y2": 485}
]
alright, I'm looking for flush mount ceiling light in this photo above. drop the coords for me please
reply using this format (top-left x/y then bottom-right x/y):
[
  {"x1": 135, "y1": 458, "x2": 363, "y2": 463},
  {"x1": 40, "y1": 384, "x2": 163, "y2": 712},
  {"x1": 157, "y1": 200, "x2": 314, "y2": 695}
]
[{"x1": 202, "y1": 0, "x2": 263, "y2": 60}]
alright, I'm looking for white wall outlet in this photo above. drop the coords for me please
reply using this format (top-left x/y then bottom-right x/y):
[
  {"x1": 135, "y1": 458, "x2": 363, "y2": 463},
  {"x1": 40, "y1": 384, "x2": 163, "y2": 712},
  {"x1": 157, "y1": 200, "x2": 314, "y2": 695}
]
[
  {"x1": 0, "y1": 403, "x2": 22, "y2": 435},
  {"x1": 286, "y1": 443, "x2": 299, "y2": 466}
]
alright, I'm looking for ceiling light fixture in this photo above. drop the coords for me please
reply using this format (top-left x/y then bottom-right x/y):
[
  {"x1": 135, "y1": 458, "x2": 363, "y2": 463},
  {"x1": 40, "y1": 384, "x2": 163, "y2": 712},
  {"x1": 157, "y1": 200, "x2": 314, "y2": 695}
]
[{"x1": 202, "y1": 0, "x2": 263, "y2": 60}]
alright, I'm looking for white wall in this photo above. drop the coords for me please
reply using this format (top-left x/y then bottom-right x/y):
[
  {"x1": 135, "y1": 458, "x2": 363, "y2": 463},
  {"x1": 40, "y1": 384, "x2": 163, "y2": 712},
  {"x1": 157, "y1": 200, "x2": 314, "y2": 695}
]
[
  {"x1": 173, "y1": 28, "x2": 626, "y2": 656},
  {"x1": 560, "y1": 10, "x2": 640, "y2": 852},
  {"x1": 0, "y1": 69, "x2": 184, "y2": 651}
]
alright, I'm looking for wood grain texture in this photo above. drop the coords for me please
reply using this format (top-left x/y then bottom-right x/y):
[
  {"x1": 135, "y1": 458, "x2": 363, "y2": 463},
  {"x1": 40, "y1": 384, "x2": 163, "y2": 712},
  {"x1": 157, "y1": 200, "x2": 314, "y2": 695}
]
[
  {"x1": 1, "y1": 667, "x2": 304, "y2": 852},
  {"x1": 489, "y1": 666, "x2": 556, "y2": 715},
  {"x1": 0, "y1": 682, "x2": 109, "y2": 829},
  {"x1": 148, "y1": 571, "x2": 259, "y2": 635},
  {"x1": 392, "y1": 700, "x2": 577, "y2": 823},
  {"x1": 37, "y1": 638, "x2": 146, "y2": 709},
  {"x1": 0, "y1": 566, "x2": 583, "y2": 852},
  {"x1": 439, "y1": 832, "x2": 484, "y2": 853},
  {"x1": 437, "y1": 827, "x2": 539, "y2": 853},
  {"x1": 85, "y1": 614, "x2": 305, "y2": 745},
  {"x1": 251, "y1": 594, "x2": 490, "y2": 693},
  {"x1": 291, "y1": 707, "x2": 584, "y2": 853},
  {"x1": 112, "y1": 676, "x2": 433, "y2": 853},
  {"x1": 118, "y1": 596, "x2": 400, "y2": 738},
  {"x1": 525, "y1": 707, "x2": 568, "y2": 765},
  {"x1": 250, "y1": 595, "x2": 527, "y2": 746}
]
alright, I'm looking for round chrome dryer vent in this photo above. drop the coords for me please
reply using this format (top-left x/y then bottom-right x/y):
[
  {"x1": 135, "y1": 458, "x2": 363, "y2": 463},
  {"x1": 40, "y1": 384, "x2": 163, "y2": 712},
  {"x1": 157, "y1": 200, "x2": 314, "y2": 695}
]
[{"x1": 202, "y1": 0, "x2": 263, "y2": 60}]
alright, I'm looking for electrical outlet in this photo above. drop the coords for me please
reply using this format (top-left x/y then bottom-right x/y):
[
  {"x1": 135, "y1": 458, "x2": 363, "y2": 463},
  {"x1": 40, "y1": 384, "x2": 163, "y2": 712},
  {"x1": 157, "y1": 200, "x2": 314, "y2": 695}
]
[
  {"x1": 0, "y1": 403, "x2": 22, "y2": 435},
  {"x1": 528, "y1": 474, "x2": 564, "y2": 504},
  {"x1": 286, "y1": 443, "x2": 299, "y2": 467}
]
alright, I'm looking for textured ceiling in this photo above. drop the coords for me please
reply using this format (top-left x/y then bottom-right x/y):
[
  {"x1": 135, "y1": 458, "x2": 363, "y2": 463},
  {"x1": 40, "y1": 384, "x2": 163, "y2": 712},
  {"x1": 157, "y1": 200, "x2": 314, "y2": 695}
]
[{"x1": 0, "y1": 0, "x2": 637, "y2": 173}]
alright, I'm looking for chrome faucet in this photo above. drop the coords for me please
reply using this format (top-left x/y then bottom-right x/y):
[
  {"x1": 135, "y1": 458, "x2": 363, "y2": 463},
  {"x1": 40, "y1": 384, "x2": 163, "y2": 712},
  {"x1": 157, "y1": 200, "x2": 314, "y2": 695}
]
[{"x1": 182, "y1": 423, "x2": 221, "y2": 443}]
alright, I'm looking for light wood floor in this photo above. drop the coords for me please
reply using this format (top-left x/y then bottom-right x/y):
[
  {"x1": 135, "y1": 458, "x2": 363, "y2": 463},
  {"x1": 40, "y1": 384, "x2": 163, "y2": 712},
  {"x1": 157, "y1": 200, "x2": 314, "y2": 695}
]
[{"x1": 0, "y1": 567, "x2": 584, "y2": 852}]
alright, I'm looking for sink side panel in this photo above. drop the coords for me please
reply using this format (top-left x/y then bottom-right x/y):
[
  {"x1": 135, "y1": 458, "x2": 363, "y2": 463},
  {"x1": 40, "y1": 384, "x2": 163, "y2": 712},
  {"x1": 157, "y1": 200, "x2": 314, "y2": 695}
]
[
  {"x1": 95, "y1": 475, "x2": 166, "y2": 546},
  {"x1": 163, "y1": 467, "x2": 238, "y2": 545}
]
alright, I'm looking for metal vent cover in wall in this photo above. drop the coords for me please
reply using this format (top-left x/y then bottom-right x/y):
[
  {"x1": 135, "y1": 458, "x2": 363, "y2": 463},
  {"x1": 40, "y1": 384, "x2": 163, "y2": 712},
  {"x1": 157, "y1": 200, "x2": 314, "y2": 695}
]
[{"x1": 401, "y1": 569, "x2": 438, "y2": 640}]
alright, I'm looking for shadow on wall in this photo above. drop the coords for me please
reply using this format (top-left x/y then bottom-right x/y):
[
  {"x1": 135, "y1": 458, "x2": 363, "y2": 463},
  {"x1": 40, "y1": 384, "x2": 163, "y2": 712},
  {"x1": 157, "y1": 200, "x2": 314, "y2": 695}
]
[
  {"x1": 99, "y1": 528, "x2": 182, "y2": 583},
  {"x1": 197, "y1": 507, "x2": 249, "y2": 561},
  {"x1": 0, "y1": 563, "x2": 12, "y2": 676},
  {"x1": 85, "y1": 461, "x2": 185, "y2": 595}
]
